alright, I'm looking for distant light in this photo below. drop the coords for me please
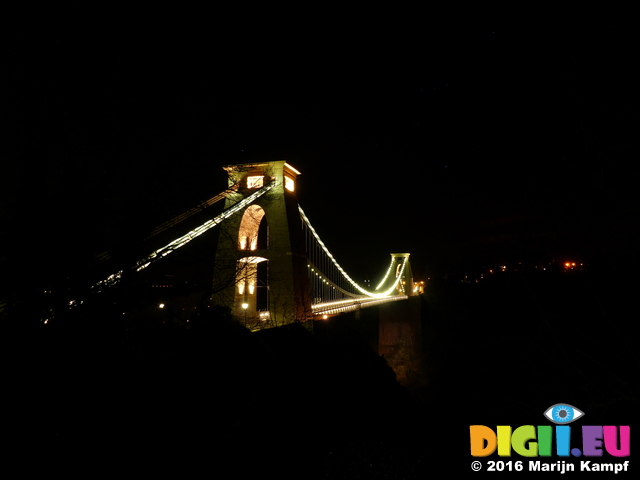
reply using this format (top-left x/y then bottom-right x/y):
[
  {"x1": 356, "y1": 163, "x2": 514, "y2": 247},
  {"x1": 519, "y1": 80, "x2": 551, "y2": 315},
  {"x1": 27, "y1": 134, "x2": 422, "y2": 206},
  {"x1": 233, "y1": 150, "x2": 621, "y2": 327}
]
[
  {"x1": 242, "y1": 303, "x2": 249, "y2": 310},
  {"x1": 322, "y1": 315, "x2": 328, "y2": 320},
  {"x1": 159, "y1": 303, "x2": 165, "y2": 309}
]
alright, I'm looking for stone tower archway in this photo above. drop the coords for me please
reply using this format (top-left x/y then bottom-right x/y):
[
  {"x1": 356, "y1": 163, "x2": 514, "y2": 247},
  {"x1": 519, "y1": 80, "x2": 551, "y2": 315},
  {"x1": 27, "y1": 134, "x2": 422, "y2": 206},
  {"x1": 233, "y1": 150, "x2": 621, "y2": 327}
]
[{"x1": 211, "y1": 161, "x2": 311, "y2": 329}]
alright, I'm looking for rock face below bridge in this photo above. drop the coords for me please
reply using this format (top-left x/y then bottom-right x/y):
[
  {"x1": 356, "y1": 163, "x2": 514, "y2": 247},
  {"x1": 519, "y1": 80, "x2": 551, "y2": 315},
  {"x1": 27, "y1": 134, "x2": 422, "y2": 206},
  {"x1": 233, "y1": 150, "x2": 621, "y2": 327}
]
[
  {"x1": 377, "y1": 296, "x2": 428, "y2": 392},
  {"x1": 313, "y1": 296, "x2": 430, "y2": 395}
]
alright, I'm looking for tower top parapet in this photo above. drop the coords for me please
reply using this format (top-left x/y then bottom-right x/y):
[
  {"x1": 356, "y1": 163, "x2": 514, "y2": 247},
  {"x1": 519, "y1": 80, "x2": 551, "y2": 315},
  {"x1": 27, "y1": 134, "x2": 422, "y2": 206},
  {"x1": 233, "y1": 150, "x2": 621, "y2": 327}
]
[{"x1": 223, "y1": 161, "x2": 301, "y2": 194}]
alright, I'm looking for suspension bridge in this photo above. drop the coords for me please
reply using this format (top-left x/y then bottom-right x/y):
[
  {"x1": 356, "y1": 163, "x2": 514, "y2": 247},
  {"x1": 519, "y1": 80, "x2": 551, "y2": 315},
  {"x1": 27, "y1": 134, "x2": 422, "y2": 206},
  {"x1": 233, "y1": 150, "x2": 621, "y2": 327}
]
[{"x1": 95, "y1": 161, "x2": 419, "y2": 330}]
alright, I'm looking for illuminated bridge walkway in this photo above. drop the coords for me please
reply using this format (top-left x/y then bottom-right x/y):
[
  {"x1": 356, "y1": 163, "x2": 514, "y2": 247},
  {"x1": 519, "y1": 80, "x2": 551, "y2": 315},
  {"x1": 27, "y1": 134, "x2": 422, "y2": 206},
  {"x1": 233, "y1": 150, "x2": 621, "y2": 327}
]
[{"x1": 95, "y1": 161, "x2": 418, "y2": 330}]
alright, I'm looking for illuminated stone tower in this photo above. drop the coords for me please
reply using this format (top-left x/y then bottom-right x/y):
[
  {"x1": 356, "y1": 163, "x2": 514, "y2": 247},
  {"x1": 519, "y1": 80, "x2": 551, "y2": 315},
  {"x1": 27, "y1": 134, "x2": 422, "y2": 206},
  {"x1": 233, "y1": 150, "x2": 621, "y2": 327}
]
[
  {"x1": 376, "y1": 253, "x2": 415, "y2": 296},
  {"x1": 211, "y1": 161, "x2": 311, "y2": 329}
]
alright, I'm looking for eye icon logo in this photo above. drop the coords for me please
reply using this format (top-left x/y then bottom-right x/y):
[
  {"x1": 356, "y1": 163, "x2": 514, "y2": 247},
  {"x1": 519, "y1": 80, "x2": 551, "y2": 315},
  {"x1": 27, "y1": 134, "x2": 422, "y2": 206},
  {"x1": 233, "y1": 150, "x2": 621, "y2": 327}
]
[{"x1": 544, "y1": 403, "x2": 584, "y2": 424}]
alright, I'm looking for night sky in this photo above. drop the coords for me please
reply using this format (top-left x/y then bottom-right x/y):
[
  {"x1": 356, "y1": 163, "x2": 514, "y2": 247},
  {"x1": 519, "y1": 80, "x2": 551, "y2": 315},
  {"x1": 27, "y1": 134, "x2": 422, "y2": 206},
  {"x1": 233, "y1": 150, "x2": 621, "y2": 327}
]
[{"x1": 2, "y1": 21, "x2": 639, "y2": 292}]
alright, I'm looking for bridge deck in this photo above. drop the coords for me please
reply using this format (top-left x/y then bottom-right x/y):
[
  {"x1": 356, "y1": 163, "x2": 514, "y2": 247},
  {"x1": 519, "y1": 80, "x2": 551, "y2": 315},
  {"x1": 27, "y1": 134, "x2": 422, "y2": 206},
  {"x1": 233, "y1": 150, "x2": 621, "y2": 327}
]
[{"x1": 311, "y1": 295, "x2": 408, "y2": 316}]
